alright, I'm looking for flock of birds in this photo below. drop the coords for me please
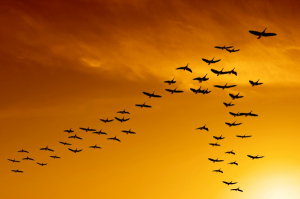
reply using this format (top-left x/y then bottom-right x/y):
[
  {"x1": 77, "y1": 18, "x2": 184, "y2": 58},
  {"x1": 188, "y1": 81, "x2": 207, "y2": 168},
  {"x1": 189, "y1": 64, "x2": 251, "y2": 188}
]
[{"x1": 8, "y1": 27, "x2": 277, "y2": 193}]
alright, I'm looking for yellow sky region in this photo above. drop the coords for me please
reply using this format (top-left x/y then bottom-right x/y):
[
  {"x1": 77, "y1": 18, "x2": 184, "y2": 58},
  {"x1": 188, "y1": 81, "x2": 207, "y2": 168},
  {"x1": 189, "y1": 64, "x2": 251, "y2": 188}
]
[{"x1": 1, "y1": 0, "x2": 300, "y2": 199}]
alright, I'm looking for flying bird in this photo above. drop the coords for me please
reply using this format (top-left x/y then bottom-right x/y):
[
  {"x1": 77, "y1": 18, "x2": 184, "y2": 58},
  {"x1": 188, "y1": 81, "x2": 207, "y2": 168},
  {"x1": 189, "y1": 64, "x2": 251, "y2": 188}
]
[
  {"x1": 213, "y1": 168, "x2": 223, "y2": 173},
  {"x1": 196, "y1": 124, "x2": 209, "y2": 131},
  {"x1": 89, "y1": 144, "x2": 102, "y2": 149},
  {"x1": 68, "y1": 148, "x2": 82, "y2": 153},
  {"x1": 231, "y1": 187, "x2": 243, "y2": 192},
  {"x1": 236, "y1": 135, "x2": 252, "y2": 139},
  {"x1": 229, "y1": 92, "x2": 244, "y2": 100},
  {"x1": 225, "y1": 121, "x2": 242, "y2": 127},
  {"x1": 11, "y1": 169, "x2": 23, "y2": 173},
  {"x1": 208, "y1": 158, "x2": 224, "y2": 163},
  {"x1": 50, "y1": 155, "x2": 61, "y2": 159},
  {"x1": 239, "y1": 111, "x2": 258, "y2": 117},
  {"x1": 223, "y1": 101, "x2": 235, "y2": 107},
  {"x1": 135, "y1": 102, "x2": 152, "y2": 108},
  {"x1": 211, "y1": 68, "x2": 227, "y2": 76},
  {"x1": 143, "y1": 91, "x2": 162, "y2": 98},
  {"x1": 247, "y1": 154, "x2": 264, "y2": 160},
  {"x1": 165, "y1": 88, "x2": 184, "y2": 94},
  {"x1": 224, "y1": 67, "x2": 237, "y2": 76},
  {"x1": 193, "y1": 74, "x2": 209, "y2": 83},
  {"x1": 93, "y1": 129, "x2": 107, "y2": 135},
  {"x1": 79, "y1": 127, "x2": 96, "y2": 132},
  {"x1": 107, "y1": 136, "x2": 121, "y2": 142},
  {"x1": 68, "y1": 134, "x2": 82, "y2": 140},
  {"x1": 202, "y1": 57, "x2": 221, "y2": 65},
  {"x1": 176, "y1": 63, "x2": 192, "y2": 73},
  {"x1": 22, "y1": 156, "x2": 34, "y2": 161},
  {"x1": 59, "y1": 141, "x2": 72, "y2": 145},
  {"x1": 214, "y1": 83, "x2": 237, "y2": 90},
  {"x1": 202, "y1": 88, "x2": 211, "y2": 95},
  {"x1": 8, "y1": 159, "x2": 20, "y2": 163},
  {"x1": 117, "y1": 109, "x2": 130, "y2": 114},
  {"x1": 64, "y1": 128, "x2": 74, "y2": 133},
  {"x1": 226, "y1": 48, "x2": 240, "y2": 53},
  {"x1": 214, "y1": 45, "x2": 233, "y2": 50},
  {"x1": 225, "y1": 150, "x2": 236, "y2": 155},
  {"x1": 37, "y1": 162, "x2": 47, "y2": 166},
  {"x1": 100, "y1": 118, "x2": 114, "y2": 123},
  {"x1": 40, "y1": 146, "x2": 54, "y2": 152},
  {"x1": 122, "y1": 129, "x2": 136, "y2": 134},
  {"x1": 223, "y1": 181, "x2": 237, "y2": 185},
  {"x1": 115, "y1": 117, "x2": 130, "y2": 122},
  {"x1": 164, "y1": 78, "x2": 176, "y2": 85},
  {"x1": 249, "y1": 27, "x2": 277, "y2": 39},
  {"x1": 190, "y1": 86, "x2": 204, "y2": 94},
  {"x1": 229, "y1": 112, "x2": 241, "y2": 117},
  {"x1": 209, "y1": 142, "x2": 221, "y2": 147},
  {"x1": 213, "y1": 135, "x2": 225, "y2": 140},
  {"x1": 249, "y1": 79, "x2": 263, "y2": 86},
  {"x1": 18, "y1": 149, "x2": 29, "y2": 153},
  {"x1": 228, "y1": 161, "x2": 238, "y2": 166}
]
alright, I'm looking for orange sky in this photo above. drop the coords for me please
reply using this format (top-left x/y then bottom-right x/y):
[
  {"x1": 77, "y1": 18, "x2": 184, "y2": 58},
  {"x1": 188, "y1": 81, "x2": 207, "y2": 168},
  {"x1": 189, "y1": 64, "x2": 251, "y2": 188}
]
[{"x1": 1, "y1": 0, "x2": 300, "y2": 198}]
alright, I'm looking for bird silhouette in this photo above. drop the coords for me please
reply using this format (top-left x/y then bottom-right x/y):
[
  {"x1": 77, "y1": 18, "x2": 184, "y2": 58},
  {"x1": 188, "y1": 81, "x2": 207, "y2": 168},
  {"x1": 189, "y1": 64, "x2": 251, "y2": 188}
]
[{"x1": 249, "y1": 27, "x2": 276, "y2": 39}]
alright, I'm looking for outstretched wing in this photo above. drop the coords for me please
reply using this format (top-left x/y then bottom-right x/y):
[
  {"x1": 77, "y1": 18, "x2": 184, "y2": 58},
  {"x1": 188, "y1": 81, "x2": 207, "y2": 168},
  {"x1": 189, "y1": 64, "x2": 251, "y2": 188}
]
[
  {"x1": 68, "y1": 148, "x2": 75, "y2": 152},
  {"x1": 226, "y1": 85, "x2": 237, "y2": 88},
  {"x1": 262, "y1": 32, "x2": 277, "y2": 36},
  {"x1": 247, "y1": 155, "x2": 254, "y2": 158},
  {"x1": 143, "y1": 105, "x2": 152, "y2": 108},
  {"x1": 79, "y1": 127, "x2": 87, "y2": 130},
  {"x1": 216, "y1": 159, "x2": 223, "y2": 162},
  {"x1": 249, "y1": 113, "x2": 258, "y2": 116},
  {"x1": 153, "y1": 94, "x2": 162, "y2": 98},
  {"x1": 208, "y1": 158, "x2": 215, "y2": 162},
  {"x1": 225, "y1": 122, "x2": 231, "y2": 125},
  {"x1": 212, "y1": 59, "x2": 221, "y2": 63},
  {"x1": 234, "y1": 123, "x2": 242, "y2": 126},
  {"x1": 229, "y1": 112, "x2": 237, "y2": 116},
  {"x1": 214, "y1": 46, "x2": 222, "y2": 49},
  {"x1": 249, "y1": 30, "x2": 261, "y2": 36},
  {"x1": 236, "y1": 135, "x2": 242, "y2": 138},
  {"x1": 142, "y1": 92, "x2": 151, "y2": 97},
  {"x1": 176, "y1": 67, "x2": 185, "y2": 70},
  {"x1": 229, "y1": 93, "x2": 235, "y2": 98},
  {"x1": 190, "y1": 88, "x2": 197, "y2": 93},
  {"x1": 214, "y1": 85, "x2": 223, "y2": 88},
  {"x1": 174, "y1": 90, "x2": 183, "y2": 93},
  {"x1": 245, "y1": 135, "x2": 252, "y2": 138},
  {"x1": 186, "y1": 68, "x2": 192, "y2": 73},
  {"x1": 124, "y1": 118, "x2": 130, "y2": 121},
  {"x1": 115, "y1": 117, "x2": 121, "y2": 121},
  {"x1": 68, "y1": 135, "x2": 75, "y2": 138},
  {"x1": 249, "y1": 80, "x2": 255, "y2": 85},
  {"x1": 164, "y1": 80, "x2": 171, "y2": 84},
  {"x1": 211, "y1": 69, "x2": 220, "y2": 74},
  {"x1": 165, "y1": 89, "x2": 173, "y2": 93},
  {"x1": 202, "y1": 58, "x2": 210, "y2": 63}
]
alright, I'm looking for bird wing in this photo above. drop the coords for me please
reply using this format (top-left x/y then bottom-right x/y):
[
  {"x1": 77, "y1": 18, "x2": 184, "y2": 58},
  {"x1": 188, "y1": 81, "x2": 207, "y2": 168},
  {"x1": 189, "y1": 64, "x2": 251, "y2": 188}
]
[
  {"x1": 214, "y1": 46, "x2": 222, "y2": 49},
  {"x1": 211, "y1": 69, "x2": 220, "y2": 74},
  {"x1": 116, "y1": 138, "x2": 121, "y2": 142},
  {"x1": 186, "y1": 68, "x2": 192, "y2": 73},
  {"x1": 236, "y1": 96, "x2": 243, "y2": 98},
  {"x1": 142, "y1": 92, "x2": 151, "y2": 97},
  {"x1": 79, "y1": 127, "x2": 86, "y2": 130},
  {"x1": 212, "y1": 59, "x2": 221, "y2": 63},
  {"x1": 89, "y1": 128, "x2": 96, "y2": 131},
  {"x1": 176, "y1": 67, "x2": 185, "y2": 70},
  {"x1": 249, "y1": 30, "x2": 261, "y2": 36},
  {"x1": 247, "y1": 155, "x2": 254, "y2": 158},
  {"x1": 235, "y1": 123, "x2": 242, "y2": 125},
  {"x1": 68, "y1": 135, "x2": 74, "y2": 138},
  {"x1": 226, "y1": 85, "x2": 237, "y2": 88},
  {"x1": 257, "y1": 156, "x2": 264, "y2": 158},
  {"x1": 40, "y1": 148, "x2": 46, "y2": 150},
  {"x1": 229, "y1": 112, "x2": 237, "y2": 116},
  {"x1": 144, "y1": 105, "x2": 152, "y2": 108},
  {"x1": 214, "y1": 85, "x2": 223, "y2": 88},
  {"x1": 208, "y1": 158, "x2": 215, "y2": 162},
  {"x1": 245, "y1": 135, "x2": 252, "y2": 138},
  {"x1": 165, "y1": 89, "x2": 173, "y2": 92},
  {"x1": 236, "y1": 135, "x2": 242, "y2": 138},
  {"x1": 202, "y1": 58, "x2": 209, "y2": 63},
  {"x1": 262, "y1": 32, "x2": 277, "y2": 36},
  {"x1": 78, "y1": 149, "x2": 82, "y2": 152},
  {"x1": 249, "y1": 80, "x2": 254, "y2": 85},
  {"x1": 68, "y1": 148, "x2": 75, "y2": 152},
  {"x1": 257, "y1": 82, "x2": 263, "y2": 85},
  {"x1": 135, "y1": 104, "x2": 142, "y2": 107},
  {"x1": 48, "y1": 148, "x2": 54, "y2": 152},
  {"x1": 223, "y1": 102, "x2": 228, "y2": 106},
  {"x1": 164, "y1": 80, "x2": 171, "y2": 83},
  {"x1": 124, "y1": 118, "x2": 130, "y2": 121},
  {"x1": 153, "y1": 94, "x2": 162, "y2": 98},
  {"x1": 115, "y1": 117, "x2": 121, "y2": 121},
  {"x1": 250, "y1": 113, "x2": 258, "y2": 116},
  {"x1": 76, "y1": 136, "x2": 82, "y2": 140},
  {"x1": 225, "y1": 122, "x2": 231, "y2": 125},
  {"x1": 100, "y1": 119, "x2": 105, "y2": 122},
  {"x1": 229, "y1": 93, "x2": 235, "y2": 98},
  {"x1": 174, "y1": 90, "x2": 183, "y2": 93},
  {"x1": 216, "y1": 159, "x2": 223, "y2": 162},
  {"x1": 190, "y1": 88, "x2": 196, "y2": 92}
]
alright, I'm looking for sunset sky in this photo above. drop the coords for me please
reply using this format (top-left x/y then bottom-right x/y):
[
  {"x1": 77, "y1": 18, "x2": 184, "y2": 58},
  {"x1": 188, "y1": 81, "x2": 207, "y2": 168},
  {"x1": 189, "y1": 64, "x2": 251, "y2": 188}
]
[{"x1": 1, "y1": 0, "x2": 300, "y2": 198}]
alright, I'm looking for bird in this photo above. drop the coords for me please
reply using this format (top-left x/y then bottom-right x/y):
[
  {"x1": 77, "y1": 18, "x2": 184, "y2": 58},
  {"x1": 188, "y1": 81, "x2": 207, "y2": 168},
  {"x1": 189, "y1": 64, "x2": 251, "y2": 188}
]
[
  {"x1": 226, "y1": 48, "x2": 240, "y2": 53},
  {"x1": 64, "y1": 128, "x2": 74, "y2": 133},
  {"x1": 224, "y1": 67, "x2": 237, "y2": 76},
  {"x1": 143, "y1": 91, "x2": 162, "y2": 98},
  {"x1": 193, "y1": 74, "x2": 209, "y2": 83},
  {"x1": 93, "y1": 129, "x2": 107, "y2": 135},
  {"x1": 165, "y1": 88, "x2": 184, "y2": 94},
  {"x1": 236, "y1": 135, "x2": 252, "y2": 139},
  {"x1": 231, "y1": 187, "x2": 243, "y2": 192},
  {"x1": 40, "y1": 146, "x2": 54, "y2": 152},
  {"x1": 37, "y1": 162, "x2": 47, "y2": 166},
  {"x1": 223, "y1": 181, "x2": 237, "y2": 185},
  {"x1": 229, "y1": 92, "x2": 244, "y2": 100},
  {"x1": 208, "y1": 158, "x2": 224, "y2": 163},
  {"x1": 79, "y1": 127, "x2": 96, "y2": 132},
  {"x1": 214, "y1": 83, "x2": 237, "y2": 90},
  {"x1": 122, "y1": 129, "x2": 136, "y2": 134},
  {"x1": 190, "y1": 86, "x2": 204, "y2": 94},
  {"x1": 196, "y1": 124, "x2": 209, "y2": 131},
  {"x1": 117, "y1": 109, "x2": 130, "y2": 114},
  {"x1": 225, "y1": 121, "x2": 242, "y2": 127},
  {"x1": 213, "y1": 135, "x2": 225, "y2": 140},
  {"x1": 107, "y1": 136, "x2": 121, "y2": 142},
  {"x1": 100, "y1": 118, "x2": 114, "y2": 123},
  {"x1": 164, "y1": 78, "x2": 176, "y2": 85},
  {"x1": 50, "y1": 155, "x2": 61, "y2": 159},
  {"x1": 115, "y1": 117, "x2": 130, "y2": 122},
  {"x1": 249, "y1": 27, "x2": 277, "y2": 39},
  {"x1": 18, "y1": 149, "x2": 29, "y2": 153},
  {"x1": 223, "y1": 101, "x2": 235, "y2": 107},
  {"x1": 228, "y1": 161, "x2": 238, "y2": 166},
  {"x1": 59, "y1": 141, "x2": 72, "y2": 145},
  {"x1": 247, "y1": 154, "x2": 264, "y2": 160},
  {"x1": 202, "y1": 57, "x2": 221, "y2": 65},
  {"x1": 89, "y1": 144, "x2": 102, "y2": 149},
  {"x1": 239, "y1": 111, "x2": 258, "y2": 117},
  {"x1": 214, "y1": 45, "x2": 233, "y2": 50},
  {"x1": 211, "y1": 68, "x2": 227, "y2": 76},
  {"x1": 225, "y1": 150, "x2": 236, "y2": 155},
  {"x1": 135, "y1": 102, "x2": 152, "y2": 108},
  {"x1": 212, "y1": 168, "x2": 223, "y2": 173},
  {"x1": 249, "y1": 79, "x2": 263, "y2": 86},
  {"x1": 8, "y1": 159, "x2": 20, "y2": 163},
  {"x1": 176, "y1": 63, "x2": 192, "y2": 73},
  {"x1": 11, "y1": 169, "x2": 23, "y2": 173},
  {"x1": 22, "y1": 156, "x2": 34, "y2": 161},
  {"x1": 68, "y1": 148, "x2": 82, "y2": 153},
  {"x1": 209, "y1": 142, "x2": 221, "y2": 147},
  {"x1": 229, "y1": 112, "x2": 241, "y2": 117},
  {"x1": 202, "y1": 88, "x2": 211, "y2": 95},
  {"x1": 68, "y1": 134, "x2": 82, "y2": 140}
]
